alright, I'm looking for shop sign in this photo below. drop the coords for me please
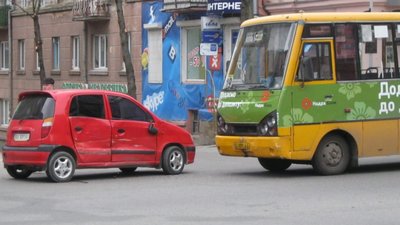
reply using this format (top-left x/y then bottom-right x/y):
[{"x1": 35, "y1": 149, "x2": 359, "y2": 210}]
[
  {"x1": 200, "y1": 43, "x2": 218, "y2": 56},
  {"x1": 201, "y1": 16, "x2": 221, "y2": 30},
  {"x1": 207, "y1": 0, "x2": 241, "y2": 15},
  {"x1": 209, "y1": 53, "x2": 222, "y2": 71},
  {"x1": 62, "y1": 82, "x2": 128, "y2": 93},
  {"x1": 202, "y1": 30, "x2": 222, "y2": 44}
]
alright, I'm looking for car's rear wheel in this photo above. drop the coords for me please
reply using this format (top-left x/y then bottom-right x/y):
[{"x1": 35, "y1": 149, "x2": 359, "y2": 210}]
[
  {"x1": 119, "y1": 167, "x2": 137, "y2": 174},
  {"x1": 46, "y1": 151, "x2": 76, "y2": 182},
  {"x1": 6, "y1": 166, "x2": 33, "y2": 179},
  {"x1": 162, "y1": 146, "x2": 185, "y2": 175},
  {"x1": 258, "y1": 158, "x2": 292, "y2": 172}
]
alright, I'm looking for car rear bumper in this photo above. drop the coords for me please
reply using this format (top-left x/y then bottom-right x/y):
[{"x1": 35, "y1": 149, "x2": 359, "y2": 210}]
[{"x1": 2, "y1": 144, "x2": 56, "y2": 167}]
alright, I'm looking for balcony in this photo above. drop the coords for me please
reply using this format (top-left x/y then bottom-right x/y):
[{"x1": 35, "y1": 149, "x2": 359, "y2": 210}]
[
  {"x1": 0, "y1": 5, "x2": 10, "y2": 29},
  {"x1": 72, "y1": 0, "x2": 110, "y2": 21},
  {"x1": 162, "y1": 0, "x2": 207, "y2": 13}
]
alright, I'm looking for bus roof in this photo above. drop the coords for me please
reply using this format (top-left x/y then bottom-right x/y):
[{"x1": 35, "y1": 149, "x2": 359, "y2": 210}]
[{"x1": 241, "y1": 12, "x2": 400, "y2": 27}]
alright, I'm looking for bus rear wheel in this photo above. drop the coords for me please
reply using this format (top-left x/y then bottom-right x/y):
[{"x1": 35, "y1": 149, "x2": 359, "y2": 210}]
[
  {"x1": 258, "y1": 158, "x2": 291, "y2": 172},
  {"x1": 312, "y1": 134, "x2": 350, "y2": 175}
]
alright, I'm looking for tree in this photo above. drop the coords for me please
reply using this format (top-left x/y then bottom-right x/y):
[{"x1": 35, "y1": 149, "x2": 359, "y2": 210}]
[
  {"x1": 240, "y1": 0, "x2": 254, "y2": 22},
  {"x1": 115, "y1": 0, "x2": 137, "y2": 98},
  {"x1": 12, "y1": 0, "x2": 46, "y2": 89}
]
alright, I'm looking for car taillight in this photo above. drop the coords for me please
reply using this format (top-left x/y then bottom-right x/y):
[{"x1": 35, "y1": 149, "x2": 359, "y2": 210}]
[{"x1": 41, "y1": 117, "x2": 53, "y2": 138}]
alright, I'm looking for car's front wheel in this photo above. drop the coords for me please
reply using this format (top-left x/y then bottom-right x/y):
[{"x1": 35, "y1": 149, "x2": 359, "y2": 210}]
[
  {"x1": 6, "y1": 166, "x2": 33, "y2": 179},
  {"x1": 46, "y1": 151, "x2": 76, "y2": 182},
  {"x1": 162, "y1": 146, "x2": 185, "y2": 175}
]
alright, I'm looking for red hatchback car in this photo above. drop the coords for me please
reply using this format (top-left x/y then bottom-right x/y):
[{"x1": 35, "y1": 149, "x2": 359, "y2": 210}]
[{"x1": 2, "y1": 90, "x2": 195, "y2": 182}]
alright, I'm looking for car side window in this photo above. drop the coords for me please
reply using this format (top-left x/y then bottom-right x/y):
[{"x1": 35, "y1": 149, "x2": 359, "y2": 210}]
[
  {"x1": 69, "y1": 95, "x2": 105, "y2": 119},
  {"x1": 108, "y1": 95, "x2": 149, "y2": 122}
]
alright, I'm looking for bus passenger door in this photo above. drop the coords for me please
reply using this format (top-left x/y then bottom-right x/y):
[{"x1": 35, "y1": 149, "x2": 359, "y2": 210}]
[{"x1": 292, "y1": 40, "x2": 337, "y2": 152}]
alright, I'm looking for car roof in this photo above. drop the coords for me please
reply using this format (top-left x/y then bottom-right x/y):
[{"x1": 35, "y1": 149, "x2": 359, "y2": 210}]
[{"x1": 19, "y1": 89, "x2": 131, "y2": 99}]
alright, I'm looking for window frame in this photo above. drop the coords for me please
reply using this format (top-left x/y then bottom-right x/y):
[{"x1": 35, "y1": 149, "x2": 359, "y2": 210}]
[
  {"x1": 72, "y1": 36, "x2": 80, "y2": 70},
  {"x1": 93, "y1": 34, "x2": 108, "y2": 70},
  {"x1": 296, "y1": 39, "x2": 336, "y2": 84},
  {"x1": 0, "y1": 99, "x2": 9, "y2": 127},
  {"x1": 0, "y1": 41, "x2": 9, "y2": 70},
  {"x1": 179, "y1": 20, "x2": 205, "y2": 84},
  {"x1": 18, "y1": 39, "x2": 25, "y2": 70},
  {"x1": 145, "y1": 24, "x2": 163, "y2": 83},
  {"x1": 52, "y1": 37, "x2": 60, "y2": 70},
  {"x1": 121, "y1": 32, "x2": 131, "y2": 71}
]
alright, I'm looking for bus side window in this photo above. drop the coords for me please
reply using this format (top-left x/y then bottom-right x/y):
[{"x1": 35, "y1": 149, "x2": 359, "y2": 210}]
[
  {"x1": 358, "y1": 24, "x2": 396, "y2": 80},
  {"x1": 297, "y1": 42, "x2": 333, "y2": 81},
  {"x1": 335, "y1": 24, "x2": 358, "y2": 81}
]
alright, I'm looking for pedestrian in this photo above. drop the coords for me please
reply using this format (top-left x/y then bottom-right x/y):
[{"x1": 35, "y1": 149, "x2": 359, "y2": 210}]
[{"x1": 43, "y1": 77, "x2": 55, "y2": 90}]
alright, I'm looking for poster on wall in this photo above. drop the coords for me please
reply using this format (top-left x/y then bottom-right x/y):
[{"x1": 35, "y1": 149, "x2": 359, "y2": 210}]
[{"x1": 141, "y1": 2, "x2": 224, "y2": 122}]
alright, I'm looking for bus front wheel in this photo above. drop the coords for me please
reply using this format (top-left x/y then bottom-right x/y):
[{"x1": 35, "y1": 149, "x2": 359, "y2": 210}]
[
  {"x1": 312, "y1": 135, "x2": 350, "y2": 175},
  {"x1": 258, "y1": 158, "x2": 291, "y2": 172}
]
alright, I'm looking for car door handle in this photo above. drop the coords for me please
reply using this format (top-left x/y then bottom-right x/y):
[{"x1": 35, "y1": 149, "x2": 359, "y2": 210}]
[
  {"x1": 74, "y1": 126, "x2": 82, "y2": 132},
  {"x1": 117, "y1": 128, "x2": 125, "y2": 134}
]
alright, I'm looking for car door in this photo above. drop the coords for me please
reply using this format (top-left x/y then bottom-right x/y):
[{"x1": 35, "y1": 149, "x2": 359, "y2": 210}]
[
  {"x1": 107, "y1": 95, "x2": 157, "y2": 163},
  {"x1": 69, "y1": 94, "x2": 112, "y2": 163}
]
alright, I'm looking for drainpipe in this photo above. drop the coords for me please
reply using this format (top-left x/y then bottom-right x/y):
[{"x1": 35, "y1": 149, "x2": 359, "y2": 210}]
[
  {"x1": 253, "y1": 0, "x2": 258, "y2": 17},
  {"x1": 8, "y1": 4, "x2": 14, "y2": 114},
  {"x1": 369, "y1": 0, "x2": 374, "y2": 12},
  {"x1": 83, "y1": 21, "x2": 88, "y2": 85}
]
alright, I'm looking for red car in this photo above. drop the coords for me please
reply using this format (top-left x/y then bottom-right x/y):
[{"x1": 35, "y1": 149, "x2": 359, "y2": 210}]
[{"x1": 2, "y1": 90, "x2": 195, "y2": 182}]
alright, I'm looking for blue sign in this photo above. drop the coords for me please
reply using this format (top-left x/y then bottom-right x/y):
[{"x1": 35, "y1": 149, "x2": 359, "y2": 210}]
[
  {"x1": 202, "y1": 30, "x2": 222, "y2": 44},
  {"x1": 207, "y1": 0, "x2": 241, "y2": 15}
]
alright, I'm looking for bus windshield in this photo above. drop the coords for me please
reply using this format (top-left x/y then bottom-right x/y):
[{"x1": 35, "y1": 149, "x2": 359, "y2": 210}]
[{"x1": 224, "y1": 23, "x2": 296, "y2": 90}]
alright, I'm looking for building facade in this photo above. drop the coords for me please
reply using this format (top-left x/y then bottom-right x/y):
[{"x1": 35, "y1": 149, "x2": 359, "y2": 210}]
[{"x1": 0, "y1": 0, "x2": 143, "y2": 140}]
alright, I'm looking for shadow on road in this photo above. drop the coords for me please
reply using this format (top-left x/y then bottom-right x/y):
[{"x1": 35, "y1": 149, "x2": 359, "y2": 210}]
[{"x1": 226, "y1": 161, "x2": 400, "y2": 178}]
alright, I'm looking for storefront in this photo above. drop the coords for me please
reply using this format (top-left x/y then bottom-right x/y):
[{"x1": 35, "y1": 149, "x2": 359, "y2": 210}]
[{"x1": 141, "y1": 0, "x2": 241, "y2": 144}]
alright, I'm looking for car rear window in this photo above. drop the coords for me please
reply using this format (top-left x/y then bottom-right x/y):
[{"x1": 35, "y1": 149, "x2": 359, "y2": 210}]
[{"x1": 13, "y1": 95, "x2": 55, "y2": 120}]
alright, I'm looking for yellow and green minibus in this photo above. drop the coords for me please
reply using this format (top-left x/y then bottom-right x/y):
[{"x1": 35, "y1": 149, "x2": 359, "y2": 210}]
[{"x1": 216, "y1": 12, "x2": 400, "y2": 175}]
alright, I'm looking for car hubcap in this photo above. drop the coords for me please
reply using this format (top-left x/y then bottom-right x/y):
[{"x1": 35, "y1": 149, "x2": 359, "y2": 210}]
[
  {"x1": 54, "y1": 157, "x2": 73, "y2": 179},
  {"x1": 169, "y1": 150, "x2": 183, "y2": 171},
  {"x1": 322, "y1": 142, "x2": 343, "y2": 166}
]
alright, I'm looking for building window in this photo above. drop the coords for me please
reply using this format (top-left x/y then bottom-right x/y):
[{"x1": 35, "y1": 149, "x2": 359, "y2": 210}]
[
  {"x1": 93, "y1": 34, "x2": 108, "y2": 70},
  {"x1": 121, "y1": 32, "x2": 131, "y2": 71},
  {"x1": 72, "y1": 36, "x2": 80, "y2": 70},
  {"x1": 0, "y1": 41, "x2": 9, "y2": 70},
  {"x1": 0, "y1": 99, "x2": 10, "y2": 127},
  {"x1": 18, "y1": 40, "x2": 25, "y2": 70},
  {"x1": 181, "y1": 26, "x2": 205, "y2": 83},
  {"x1": 148, "y1": 28, "x2": 163, "y2": 83},
  {"x1": 52, "y1": 37, "x2": 60, "y2": 70},
  {"x1": 20, "y1": 0, "x2": 28, "y2": 7},
  {"x1": 36, "y1": 52, "x2": 40, "y2": 71}
]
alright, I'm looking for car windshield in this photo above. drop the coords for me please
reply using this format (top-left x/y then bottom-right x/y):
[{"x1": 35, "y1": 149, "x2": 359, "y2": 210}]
[
  {"x1": 13, "y1": 95, "x2": 55, "y2": 120},
  {"x1": 224, "y1": 23, "x2": 296, "y2": 90}
]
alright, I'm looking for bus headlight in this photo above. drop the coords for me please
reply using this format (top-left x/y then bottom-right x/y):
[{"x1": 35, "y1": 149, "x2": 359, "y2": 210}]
[{"x1": 258, "y1": 111, "x2": 278, "y2": 136}]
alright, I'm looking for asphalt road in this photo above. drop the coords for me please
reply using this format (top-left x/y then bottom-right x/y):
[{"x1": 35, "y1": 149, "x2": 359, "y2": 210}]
[{"x1": 1, "y1": 144, "x2": 400, "y2": 225}]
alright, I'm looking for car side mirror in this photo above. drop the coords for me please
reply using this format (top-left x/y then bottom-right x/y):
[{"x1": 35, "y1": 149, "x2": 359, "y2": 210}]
[{"x1": 148, "y1": 123, "x2": 158, "y2": 135}]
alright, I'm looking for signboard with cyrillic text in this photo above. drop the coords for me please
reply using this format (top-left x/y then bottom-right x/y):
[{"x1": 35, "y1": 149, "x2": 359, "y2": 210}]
[{"x1": 207, "y1": 0, "x2": 241, "y2": 15}]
